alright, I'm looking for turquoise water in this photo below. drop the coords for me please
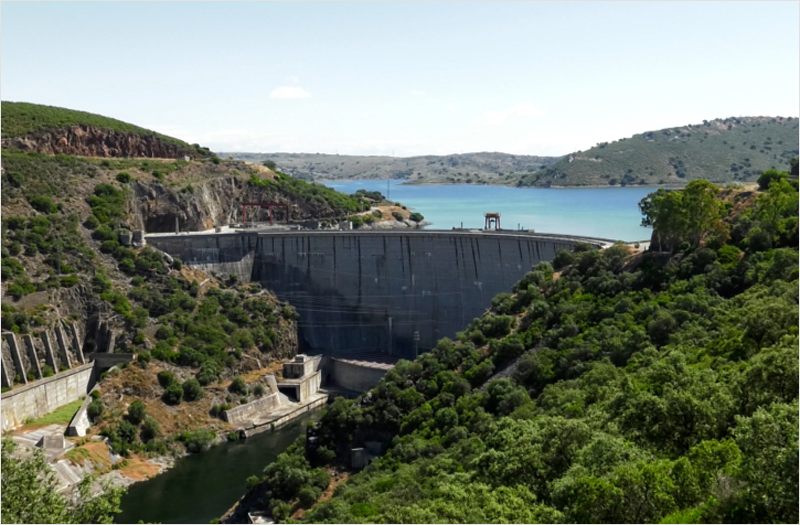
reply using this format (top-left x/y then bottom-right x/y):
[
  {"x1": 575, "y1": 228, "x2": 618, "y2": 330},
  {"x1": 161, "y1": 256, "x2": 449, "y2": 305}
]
[{"x1": 321, "y1": 181, "x2": 656, "y2": 242}]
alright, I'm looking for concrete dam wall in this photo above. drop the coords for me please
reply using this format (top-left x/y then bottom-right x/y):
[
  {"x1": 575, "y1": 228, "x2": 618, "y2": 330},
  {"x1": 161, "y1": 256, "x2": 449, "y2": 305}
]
[{"x1": 148, "y1": 230, "x2": 608, "y2": 360}]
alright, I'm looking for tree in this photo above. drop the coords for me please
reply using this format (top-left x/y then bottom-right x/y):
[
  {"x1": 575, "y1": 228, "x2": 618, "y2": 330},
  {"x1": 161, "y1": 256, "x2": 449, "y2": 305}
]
[
  {"x1": 681, "y1": 180, "x2": 722, "y2": 247},
  {"x1": 639, "y1": 189, "x2": 685, "y2": 251},
  {"x1": 639, "y1": 182, "x2": 721, "y2": 251},
  {"x1": 757, "y1": 169, "x2": 788, "y2": 191},
  {"x1": 1, "y1": 439, "x2": 125, "y2": 523}
]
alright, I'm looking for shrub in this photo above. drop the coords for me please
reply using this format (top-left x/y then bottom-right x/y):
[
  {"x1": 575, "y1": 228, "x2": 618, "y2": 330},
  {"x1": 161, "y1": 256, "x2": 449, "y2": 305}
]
[
  {"x1": 179, "y1": 429, "x2": 216, "y2": 453},
  {"x1": 41, "y1": 365, "x2": 55, "y2": 378},
  {"x1": 60, "y1": 275, "x2": 79, "y2": 287},
  {"x1": 229, "y1": 376, "x2": 247, "y2": 395},
  {"x1": 162, "y1": 382, "x2": 184, "y2": 405},
  {"x1": 87, "y1": 399, "x2": 104, "y2": 421},
  {"x1": 115, "y1": 172, "x2": 132, "y2": 183},
  {"x1": 253, "y1": 384, "x2": 266, "y2": 397},
  {"x1": 409, "y1": 212, "x2": 424, "y2": 222},
  {"x1": 28, "y1": 195, "x2": 57, "y2": 214},
  {"x1": 298, "y1": 485, "x2": 322, "y2": 507},
  {"x1": 157, "y1": 370, "x2": 176, "y2": 388},
  {"x1": 127, "y1": 400, "x2": 147, "y2": 424},
  {"x1": 1, "y1": 258, "x2": 25, "y2": 281},
  {"x1": 182, "y1": 379, "x2": 204, "y2": 401},
  {"x1": 552, "y1": 249, "x2": 575, "y2": 270},
  {"x1": 270, "y1": 500, "x2": 292, "y2": 521},
  {"x1": 141, "y1": 416, "x2": 161, "y2": 442},
  {"x1": 82, "y1": 214, "x2": 100, "y2": 229},
  {"x1": 136, "y1": 350, "x2": 151, "y2": 368},
  {"x1": 155, "y1": 325, "x2": 174, "y2": 340},
  {"x1": 246, "y1": 475, "x2": 260, "y2": 489},
  {"x1": 372, "y1": 209, "x2": 383, "y2": 218},
  {"x1": 116, "y1": 420, "x2": 138, "y2": 444},
  {"x1": 392, "y1": 211, "x2": 404, "y2": 221},
  {"x1": 4, "y1": 216, "x2": 26, "y2": 230},
  {"x1": 349, "y1": 215, "x2": 364, "y2": 228}
]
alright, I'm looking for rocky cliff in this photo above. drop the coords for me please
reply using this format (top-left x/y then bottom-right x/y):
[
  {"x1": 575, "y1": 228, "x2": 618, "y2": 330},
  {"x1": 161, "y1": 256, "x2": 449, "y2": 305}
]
[
  {"x1": 1, "y1": 125, "x2": 202, "y2": 159},
  {"x1": 133, "y1": 175, "x2": 360, "y2": 233}
]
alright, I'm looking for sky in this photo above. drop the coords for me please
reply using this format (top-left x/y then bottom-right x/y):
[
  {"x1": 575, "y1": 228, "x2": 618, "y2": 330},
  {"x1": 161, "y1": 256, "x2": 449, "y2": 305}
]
[{"x1": 1, "y1": 2, "x2": 798, "y2": 157}]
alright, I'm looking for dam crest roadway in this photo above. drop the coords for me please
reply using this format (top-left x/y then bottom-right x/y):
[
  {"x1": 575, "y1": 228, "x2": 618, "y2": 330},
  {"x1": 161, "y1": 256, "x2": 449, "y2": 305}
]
[{"x1": 146, "y1": 228, "x2": 616, "y2": 362}]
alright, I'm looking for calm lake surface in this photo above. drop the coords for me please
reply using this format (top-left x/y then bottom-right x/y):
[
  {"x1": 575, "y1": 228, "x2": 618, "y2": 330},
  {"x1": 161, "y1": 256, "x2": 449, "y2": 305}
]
[
  {"x1": 321, "y1": 181, "x2": 657, "y2": 242},
  {"x1": 115, "y1": 409, "x2": 323, "y2": 525}
]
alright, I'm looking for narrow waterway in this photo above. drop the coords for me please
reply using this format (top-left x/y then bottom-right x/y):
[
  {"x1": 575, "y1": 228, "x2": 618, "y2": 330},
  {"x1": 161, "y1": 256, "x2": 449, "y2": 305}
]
[{"x1": 115, "y1": 409, "x2": 324, "y2": 524}]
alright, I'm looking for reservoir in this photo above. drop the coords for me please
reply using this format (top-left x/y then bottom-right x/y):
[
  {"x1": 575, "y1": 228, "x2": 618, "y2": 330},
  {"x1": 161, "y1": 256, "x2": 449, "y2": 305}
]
[
  {"x1": 321, "y1": 181, "x2": 657, "y2": 242},
  {"x1": 116, "y1": 409, "x2": 324, "y2": 524}
]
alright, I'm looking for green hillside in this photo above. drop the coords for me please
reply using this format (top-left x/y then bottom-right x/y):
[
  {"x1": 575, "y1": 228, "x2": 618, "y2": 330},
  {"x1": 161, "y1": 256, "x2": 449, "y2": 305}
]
[
  {"x1": 229, "y1": 175, "x2": 799, "y2": 524},
  {"x1": 517, "y1": 116, "x2": 799, "y2": 187},
  {"x1": 1, "y1": 101, "x2": 204, "y2": 153}
]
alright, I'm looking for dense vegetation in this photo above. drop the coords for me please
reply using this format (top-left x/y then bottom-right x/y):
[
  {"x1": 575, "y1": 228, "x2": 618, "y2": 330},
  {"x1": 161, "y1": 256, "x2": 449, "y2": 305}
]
[
  {"x1": 1, "y1": 101, "x2": 213, "y2": 157},
  {"x1": 241, "y1": 172, "x2": 798, "y2": 523},
  {"x1": 517, "y1": 116, "x2": 799, "y2": 187}
]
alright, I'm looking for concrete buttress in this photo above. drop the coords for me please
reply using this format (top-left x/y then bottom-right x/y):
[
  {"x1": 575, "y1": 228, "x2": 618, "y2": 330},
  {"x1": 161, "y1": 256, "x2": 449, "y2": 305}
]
[{"x1": 23, "y1": 335, "x2": 43, "y2": 379}]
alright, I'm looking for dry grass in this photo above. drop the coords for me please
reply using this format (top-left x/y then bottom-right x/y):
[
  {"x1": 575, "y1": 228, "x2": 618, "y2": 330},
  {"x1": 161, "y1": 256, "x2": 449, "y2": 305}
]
[
  {"x1": 63, "y1": 441, "x2": 112, "y2": 470},
  {"x1": 116, "y1": 454, "x2": 162, "y2": 481}
]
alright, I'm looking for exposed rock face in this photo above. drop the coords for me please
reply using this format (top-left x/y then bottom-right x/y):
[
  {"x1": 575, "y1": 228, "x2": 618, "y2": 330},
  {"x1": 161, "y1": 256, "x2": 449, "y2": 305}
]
[
  {"x1": 1, "y1": 125, "x2": 200, "y2": 159},
  {"x1": 133, "y1": 177, "x2": 351, "y2": 233}
]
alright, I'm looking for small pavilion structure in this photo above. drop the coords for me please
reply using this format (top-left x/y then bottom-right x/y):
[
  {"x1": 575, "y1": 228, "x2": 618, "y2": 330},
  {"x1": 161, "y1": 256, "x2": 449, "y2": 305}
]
[{"x1": 484, "y1": 212, "x2": 501, "y2": 230}]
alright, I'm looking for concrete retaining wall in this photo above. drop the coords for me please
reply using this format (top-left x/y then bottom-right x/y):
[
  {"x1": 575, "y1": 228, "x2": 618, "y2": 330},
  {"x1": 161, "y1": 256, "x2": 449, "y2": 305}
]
[
  {"x1": 331, "y1": 359, "x2": 388, "y2": 393},
  {"x1": 148, "y1": 230, "x2": 605, "y2": 359},
  {"x1": 242, "y1": 394, "x2": 328, "y2": 438},
  {"x1": 222, "y1": 392, "x2": 281, "y2": 425},
  {"x1": 0, "y1": 363, "x2": 95, "y2": 431},
  {"x1": 67, "y1": 384, "x2": 99, "y2": 437}
]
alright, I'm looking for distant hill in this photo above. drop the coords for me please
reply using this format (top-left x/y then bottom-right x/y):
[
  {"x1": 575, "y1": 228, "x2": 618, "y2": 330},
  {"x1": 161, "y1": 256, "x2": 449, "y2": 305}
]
[
  {"x1": 516, "y1": 116, "x2": 799, "y2": 187},
  {"x1": 217, "y1": 151, "x2": 562, "y2": 185}
]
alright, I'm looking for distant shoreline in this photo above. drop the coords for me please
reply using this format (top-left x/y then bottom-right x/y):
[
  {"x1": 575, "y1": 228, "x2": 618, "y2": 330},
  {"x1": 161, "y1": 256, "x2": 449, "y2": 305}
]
[{"x1": 317, "y1": 179, "x2": 692, "y2": 190}]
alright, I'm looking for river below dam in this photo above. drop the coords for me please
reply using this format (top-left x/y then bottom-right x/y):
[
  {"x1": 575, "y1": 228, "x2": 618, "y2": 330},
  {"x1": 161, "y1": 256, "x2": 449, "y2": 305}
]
[
  {"x1": 115, "y1": 409, "x2": 324, "y2": 524},
  {"x1": 321, "y1": 181, "x2": 658, "y2": 242}
]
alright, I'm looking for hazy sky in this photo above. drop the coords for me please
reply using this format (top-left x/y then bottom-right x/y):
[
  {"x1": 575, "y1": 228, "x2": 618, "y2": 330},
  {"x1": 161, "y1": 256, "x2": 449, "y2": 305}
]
[{"x1": 2, "y1": 2, "x2": 798, "y2": 156}]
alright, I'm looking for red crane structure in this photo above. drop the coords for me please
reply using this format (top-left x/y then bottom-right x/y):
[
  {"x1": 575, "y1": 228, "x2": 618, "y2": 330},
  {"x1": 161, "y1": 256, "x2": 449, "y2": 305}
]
[{"x1": 242, "y1": 202, "x2": 290, "y2": 225}]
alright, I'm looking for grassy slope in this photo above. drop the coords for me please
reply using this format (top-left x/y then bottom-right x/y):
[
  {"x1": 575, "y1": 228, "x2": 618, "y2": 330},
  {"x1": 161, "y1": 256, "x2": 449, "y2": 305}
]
[
  {"x1": 1, "y1": 101, "x2": 194, "y2": 150},
  {"x1": 518, "y1": 116, "x2": 799, "y2": 187}
]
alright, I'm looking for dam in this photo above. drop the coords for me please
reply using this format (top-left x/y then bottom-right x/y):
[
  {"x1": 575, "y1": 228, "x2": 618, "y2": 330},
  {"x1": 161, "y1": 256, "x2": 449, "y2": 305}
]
[{"x1": 148, "y1": 229, "x2": 613, "y2": 360}]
